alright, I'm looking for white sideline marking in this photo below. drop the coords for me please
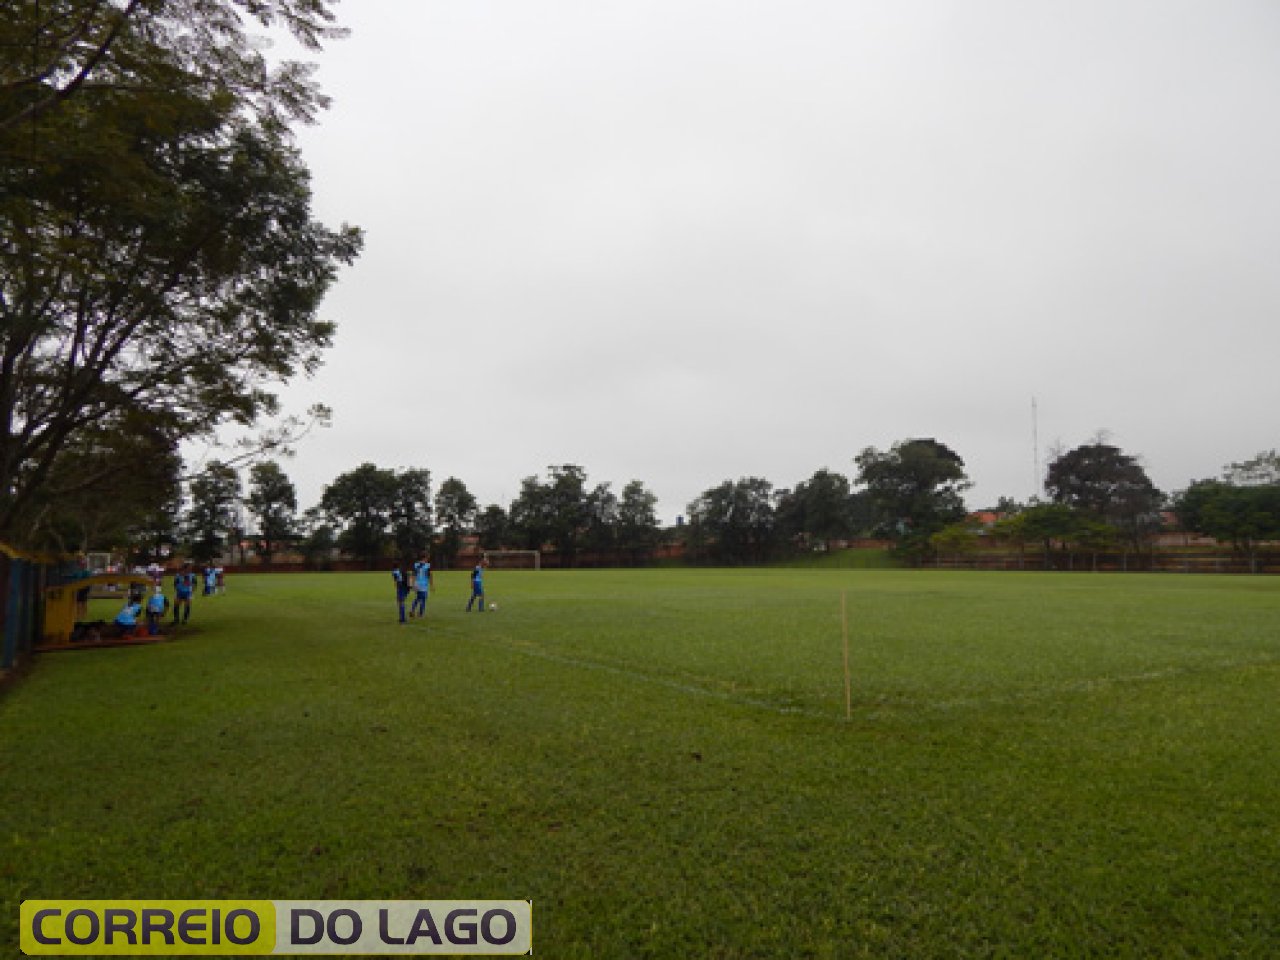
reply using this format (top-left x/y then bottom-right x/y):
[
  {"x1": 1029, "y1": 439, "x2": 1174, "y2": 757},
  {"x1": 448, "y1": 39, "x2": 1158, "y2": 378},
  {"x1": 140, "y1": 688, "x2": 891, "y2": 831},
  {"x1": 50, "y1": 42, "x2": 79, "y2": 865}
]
[{"x1": 481, "y1": 639, "x2": 1280, "y2": 723}]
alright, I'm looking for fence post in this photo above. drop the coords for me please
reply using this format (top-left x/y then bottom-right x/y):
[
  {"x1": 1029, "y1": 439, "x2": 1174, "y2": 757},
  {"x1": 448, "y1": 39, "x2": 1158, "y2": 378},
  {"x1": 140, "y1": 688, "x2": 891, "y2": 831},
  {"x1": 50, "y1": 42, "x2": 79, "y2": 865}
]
[{"x1": 2, "y1": 559, "x2": 23, "y2": 670}]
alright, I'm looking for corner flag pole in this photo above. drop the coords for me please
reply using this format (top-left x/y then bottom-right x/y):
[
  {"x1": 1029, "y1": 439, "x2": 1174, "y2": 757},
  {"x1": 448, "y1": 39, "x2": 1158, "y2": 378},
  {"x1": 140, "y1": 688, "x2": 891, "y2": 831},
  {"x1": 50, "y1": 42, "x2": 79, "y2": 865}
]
[{"x1": 841, "y1": 589, "x2": 852, "y2": 721}]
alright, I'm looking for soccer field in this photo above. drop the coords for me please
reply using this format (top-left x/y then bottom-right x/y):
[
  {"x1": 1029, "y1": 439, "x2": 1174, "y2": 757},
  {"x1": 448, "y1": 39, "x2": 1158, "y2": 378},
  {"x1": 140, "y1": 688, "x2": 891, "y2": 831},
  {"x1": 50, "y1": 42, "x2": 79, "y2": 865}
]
[{"x1": 3, "y1": 569, "x2": 1279, "y2": 957}]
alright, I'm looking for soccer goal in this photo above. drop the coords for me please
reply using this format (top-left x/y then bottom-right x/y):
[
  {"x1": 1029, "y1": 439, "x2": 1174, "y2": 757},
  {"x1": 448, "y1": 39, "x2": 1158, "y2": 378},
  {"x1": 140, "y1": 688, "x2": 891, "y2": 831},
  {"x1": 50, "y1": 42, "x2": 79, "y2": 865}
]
[{"x1": 484, "y1": 550, "x2": 541, "y2": 570}]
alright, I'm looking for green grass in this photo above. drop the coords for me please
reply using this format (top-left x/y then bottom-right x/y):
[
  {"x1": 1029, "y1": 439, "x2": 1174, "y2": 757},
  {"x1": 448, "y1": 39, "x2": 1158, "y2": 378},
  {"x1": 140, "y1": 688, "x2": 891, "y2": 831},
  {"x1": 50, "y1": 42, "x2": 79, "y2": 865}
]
[{"x1": 3, "y1": 569, "x2": 1279, "y2": 957}]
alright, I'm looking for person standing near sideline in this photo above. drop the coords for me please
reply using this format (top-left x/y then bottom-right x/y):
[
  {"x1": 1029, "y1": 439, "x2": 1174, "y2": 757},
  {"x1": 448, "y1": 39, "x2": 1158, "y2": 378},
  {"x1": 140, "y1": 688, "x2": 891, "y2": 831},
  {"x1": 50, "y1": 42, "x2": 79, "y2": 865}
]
[
  {"x1": 466, "y1": 557, "x2": 487, "y2": 612},
  {"x1": 409, "y1": 553, "x2": 434, "y2": 619},
  {"x1": 172, "y1": 563, "x2": 196, "y2": 624}
]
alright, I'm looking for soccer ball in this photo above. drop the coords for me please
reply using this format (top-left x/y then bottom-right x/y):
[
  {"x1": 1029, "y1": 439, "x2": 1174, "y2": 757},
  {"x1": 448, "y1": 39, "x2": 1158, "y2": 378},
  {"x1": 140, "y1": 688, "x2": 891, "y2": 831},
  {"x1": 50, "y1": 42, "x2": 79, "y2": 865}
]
[{"x1": 489, "y1": 603, "x2": 498, "y2": 611}]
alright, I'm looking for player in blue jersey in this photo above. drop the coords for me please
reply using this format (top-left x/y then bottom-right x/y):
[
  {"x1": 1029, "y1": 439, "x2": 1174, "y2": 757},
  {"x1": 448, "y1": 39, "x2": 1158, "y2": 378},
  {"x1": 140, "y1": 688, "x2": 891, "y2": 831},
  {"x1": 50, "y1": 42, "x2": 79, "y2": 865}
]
[
  {"x1": 409, "y1": 553, "x2": 434, "y2": 619},
  {"x1": 114, "y1": 598, "x2": 142, "y2": 637},
  {"x1": 146, "y1": 587, "x2": 168, "y2": 635},
  {"x1": 466, "y1": 557, "x2": 487, "y2": 612},
  {"x1": 172, "y1": 563, "x2": 196, "y2": 624},
  {"x1": 392, "y1": 561, "x2": 411, "y2": 623}
]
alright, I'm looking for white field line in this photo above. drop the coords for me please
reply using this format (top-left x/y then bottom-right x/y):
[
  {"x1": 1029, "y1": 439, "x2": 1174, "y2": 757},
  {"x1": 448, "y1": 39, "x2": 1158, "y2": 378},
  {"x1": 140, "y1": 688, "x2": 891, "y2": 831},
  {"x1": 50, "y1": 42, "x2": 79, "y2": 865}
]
[
  {"x1": 866, "y1": 655, "x2": 1280, "y2": 716},
  {"x1": 481, "y1": 639, "x2": 837, "y2": 721},
  {"x1": 478, "y1": 637, "x2": 1280, "y2": 721}
]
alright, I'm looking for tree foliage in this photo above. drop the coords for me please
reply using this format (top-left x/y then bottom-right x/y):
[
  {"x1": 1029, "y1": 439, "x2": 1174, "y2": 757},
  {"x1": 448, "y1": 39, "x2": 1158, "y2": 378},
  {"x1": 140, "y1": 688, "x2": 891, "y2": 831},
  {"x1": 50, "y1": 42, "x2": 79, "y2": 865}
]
[
  {"x1": 584, "y1": 482, "x2": 619, "y2": 554},
  {"x1": 1223, "y1": 450, "x2": 1280, "y2": 487},
  {"x1": 18, "y1": 411, "x2": 181, "y2": 551},
  {"x1": 854, "y1": 438, "x2": 970, "y2": 555},
  {"x1": 617, "y1": 480, "x2": 661, "y2": 564},
  {"x1": 0, "y1": 0, "x2": 361, "y2": 546},
  {"x1": 434, "y1": 477, "x2": 478, "y2": 568},
  {"x1": 475, "y1": 505, "x2": 508, "y2": 553},
  {"x1": 246, "y1": 461, "x2": 297, "y2": 565},
  {"x1": 1044, "y1": 443, "x2": 1163, "y2": 550},
  {"x1": 687, "y1": 477, "x2": 778, "y2": 563},
  {"x1": 184, "y1": 460, "x2": 240, "y2": 563},
  {"x1": 775, "y1": 468, "x2": 857, "y2": 546},
  {"x1": 507, "y1": 465, "x2": 593, "y2": 564},
  {"x1": 1175, "y1": 479, "x2": 1280, "y2": 569},
  {"x1": 389, "y1": 467, "x2": 433, "y2": 560},
  {"x1": 320, "y1": 463, "x2": 399, "y2": 567}
]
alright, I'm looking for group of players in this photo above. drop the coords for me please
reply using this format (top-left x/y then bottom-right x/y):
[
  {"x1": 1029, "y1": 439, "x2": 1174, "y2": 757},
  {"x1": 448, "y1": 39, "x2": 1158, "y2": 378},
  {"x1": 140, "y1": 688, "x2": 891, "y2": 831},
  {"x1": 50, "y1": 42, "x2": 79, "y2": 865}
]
[
  {"x1": 392, "y1": 554, "x2": 488, "y2": 624},
  {"x1": 110, "y1": 561, "x2": 206, "y2": 636}
]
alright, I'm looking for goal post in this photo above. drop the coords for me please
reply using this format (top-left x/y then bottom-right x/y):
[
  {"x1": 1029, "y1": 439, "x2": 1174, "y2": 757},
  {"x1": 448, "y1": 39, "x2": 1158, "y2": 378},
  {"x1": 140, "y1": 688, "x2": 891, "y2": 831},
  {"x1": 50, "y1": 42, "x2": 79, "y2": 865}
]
[{"x1": 483, "y1": 550, "x2": 541, "y2": 570}]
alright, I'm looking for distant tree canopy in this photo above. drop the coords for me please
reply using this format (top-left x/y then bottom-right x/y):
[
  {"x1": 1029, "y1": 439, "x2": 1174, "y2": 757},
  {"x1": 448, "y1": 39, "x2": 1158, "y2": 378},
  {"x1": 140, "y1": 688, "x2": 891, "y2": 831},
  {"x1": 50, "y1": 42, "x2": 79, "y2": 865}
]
[
  {"x1": 389, "y1": 468, "x2": 434, "y2": 560},
  {"x1": 1044, "y1": 443, "x2": 1164, "y2": 550},
  {"x1": 617, "y1": 480, "x2": 661, "y2": 563},
  {"x1": 185, "y1": 461, "x2": 241, "y2": 564},
  {"x1": 854, "y1": 438, "x2": 970, "y2": 555},
  {"x1": 475, "y1": 505, "x2": 508, "y2": 553},
  {"x1": 320, "y1": 463, "x2": 400, "y2": 567},
  {"x1": 1175, "y1": 477, "x2": 1280, "y2": 570},
  {"x1": 504, "y1": 466, "x2": 660, "y2": 565},
  {"x1": 686, "y1": 477, "x2": 779, "y2": 564},
  {"x1": 317, "y1": 464, "x2": 434, "y2": 567},
  {"x1": 246, "y1": 462, "x2": 298, "y2": 565},
  {"x1": 1223, "y1": 450, "x2": 1280, "y2": 487},
  {"x1": 434, "y1": 477, "x2": 478, "y2": 568},
  {"x1": 0, "y1": 0, "x2": 361, "y2": 548},
  {"x1": 775, "y1": 468, "x2": 859, "y2": 546}
]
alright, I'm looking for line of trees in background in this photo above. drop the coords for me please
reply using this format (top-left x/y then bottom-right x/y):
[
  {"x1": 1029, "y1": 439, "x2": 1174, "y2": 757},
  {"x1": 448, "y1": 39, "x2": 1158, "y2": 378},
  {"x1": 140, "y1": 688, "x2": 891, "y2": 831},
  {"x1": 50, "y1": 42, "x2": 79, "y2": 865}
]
[
  {"x1": 46, "y1": 437, "x2": 1280, "y2": 572},
  {"x1": 4, "y1": 6, "x2": 1275, "y2": 575}
]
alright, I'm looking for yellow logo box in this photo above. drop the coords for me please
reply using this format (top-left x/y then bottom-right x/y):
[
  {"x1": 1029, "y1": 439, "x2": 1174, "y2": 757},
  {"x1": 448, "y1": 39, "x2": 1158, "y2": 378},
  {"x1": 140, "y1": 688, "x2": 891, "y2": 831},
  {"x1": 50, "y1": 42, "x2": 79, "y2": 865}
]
[
  {"x1": 21, "y1": 901, "x2": 275, "y2": 955},
  {"x1": 21, "y1": 900, "x2": 532, "y2": 955}
]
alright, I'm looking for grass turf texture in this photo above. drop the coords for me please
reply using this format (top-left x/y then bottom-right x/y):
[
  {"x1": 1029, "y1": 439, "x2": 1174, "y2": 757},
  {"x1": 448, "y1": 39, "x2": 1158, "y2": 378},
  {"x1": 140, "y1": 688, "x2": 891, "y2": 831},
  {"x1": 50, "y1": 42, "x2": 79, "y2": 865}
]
[{"x1": 2, "y1": 569, "x2": 1278, "y2": 958}]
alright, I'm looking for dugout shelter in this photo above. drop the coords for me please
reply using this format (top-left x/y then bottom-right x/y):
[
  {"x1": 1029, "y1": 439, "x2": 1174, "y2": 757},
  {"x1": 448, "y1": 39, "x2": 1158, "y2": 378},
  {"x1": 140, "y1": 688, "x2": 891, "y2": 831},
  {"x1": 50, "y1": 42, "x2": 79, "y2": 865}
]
[{"x1": 40, "y1": 574, "x2": 158, "y2": 649}]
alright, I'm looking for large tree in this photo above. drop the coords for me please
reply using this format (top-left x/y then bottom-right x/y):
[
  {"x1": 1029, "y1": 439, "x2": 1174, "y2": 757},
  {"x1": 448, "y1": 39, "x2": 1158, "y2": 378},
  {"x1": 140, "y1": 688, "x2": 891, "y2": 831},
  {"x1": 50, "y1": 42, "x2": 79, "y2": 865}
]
[
  {"x1": 475, "y1": 504, "x2": 508, "y2": 552},
  {"x1": 545, "y1": 465, "x2": 590, "y2": 566},
  {"x1": 389, "y1": 468, "x2": 433, "y2": 561},
  {"x1": 1044, "y1": 443, "x2": 1163, "y2": 551},
  {"x1": 434, "y1": 477, "x2": 478, "y2": 569},
  {"x1": 320, "y1": 463, "x2": 399, "y2": 567},
  {"x1": 507, "y1": 465, "x2": 592, "y2": 565},
  {"x1": 184, "y1": 460, "x2": 241, "y2": 564},
  {"x1": 776, "y1": 468, "x2": 855, "y2": 547},
  {"x1": 0, "y1": 0, "x2": 361, "y2": 547},
  {"x1": 1175, "y1": 478, "x2": 1280, "y2": 572},
  {"x1": 507, "y1": 476, "x2": 552, "y2": 552},
  {"x1": 245, "y1": 461, "x2": 297, "y2": 566},
  {"x1": 584, "y1": 482, "x2": 619, "y2": 555},
  {"x1": 854, "y1": 438, "x2": 970, "y2": 554},
  {"x1": 617, "y1": 479, "x2": 661, "y2": 565},
  {"x1": 687, "y1": 477, "x2": 779, "y2": 564}
]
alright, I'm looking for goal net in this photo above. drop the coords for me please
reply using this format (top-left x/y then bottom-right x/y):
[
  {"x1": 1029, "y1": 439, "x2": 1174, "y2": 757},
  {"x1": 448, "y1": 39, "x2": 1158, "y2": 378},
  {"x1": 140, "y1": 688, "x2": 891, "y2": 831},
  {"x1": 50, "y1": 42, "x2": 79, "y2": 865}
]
[{"x1": 484, "y1": 550, "x2": 541, "y2": 570}]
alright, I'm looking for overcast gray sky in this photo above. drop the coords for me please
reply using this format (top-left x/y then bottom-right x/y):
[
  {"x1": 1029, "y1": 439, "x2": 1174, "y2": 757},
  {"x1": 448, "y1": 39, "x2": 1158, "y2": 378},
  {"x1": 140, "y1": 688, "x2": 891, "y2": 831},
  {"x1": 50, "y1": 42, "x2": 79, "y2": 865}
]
[{"x1": 254, "y1": 0, "x2": 1280, "y2": 523}]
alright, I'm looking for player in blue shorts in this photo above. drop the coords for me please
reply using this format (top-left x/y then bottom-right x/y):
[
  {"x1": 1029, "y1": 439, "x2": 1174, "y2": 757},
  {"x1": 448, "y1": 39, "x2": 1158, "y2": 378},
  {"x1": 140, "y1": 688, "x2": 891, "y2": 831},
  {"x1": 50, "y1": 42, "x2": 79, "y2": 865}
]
[
  {"x1": 409, "y1": 553, "x2": 434, "y2": 619},
  {"x1": 392, "y1": 561, "x2": 411, "y2": 623},
  {"x1": 466, "y1": 557, "x2": 486, "y2": 612},
  {"x1": 172, "y1": 563, "x2": 196, "y2": 624}
]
